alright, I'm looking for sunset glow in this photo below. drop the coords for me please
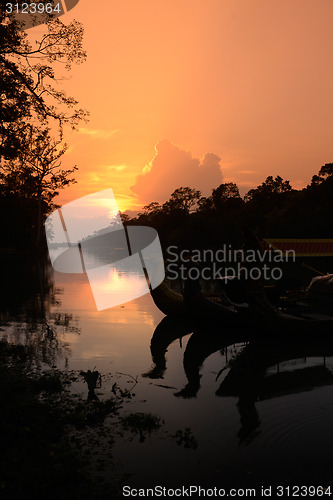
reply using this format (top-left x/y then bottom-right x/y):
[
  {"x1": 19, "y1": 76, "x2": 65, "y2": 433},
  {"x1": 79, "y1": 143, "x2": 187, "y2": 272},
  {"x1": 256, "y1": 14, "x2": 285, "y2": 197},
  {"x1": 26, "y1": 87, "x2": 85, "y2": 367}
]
[{"x1": 36, "y1": 0, "x2": 333, "y2": 211}]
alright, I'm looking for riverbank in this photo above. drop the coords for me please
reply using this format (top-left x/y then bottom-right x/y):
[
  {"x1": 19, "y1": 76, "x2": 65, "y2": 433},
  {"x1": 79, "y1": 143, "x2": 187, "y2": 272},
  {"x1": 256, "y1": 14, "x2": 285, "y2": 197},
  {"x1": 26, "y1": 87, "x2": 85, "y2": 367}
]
[{"x1": 0, "y1": 340, "x2": 124, "y2": 500}]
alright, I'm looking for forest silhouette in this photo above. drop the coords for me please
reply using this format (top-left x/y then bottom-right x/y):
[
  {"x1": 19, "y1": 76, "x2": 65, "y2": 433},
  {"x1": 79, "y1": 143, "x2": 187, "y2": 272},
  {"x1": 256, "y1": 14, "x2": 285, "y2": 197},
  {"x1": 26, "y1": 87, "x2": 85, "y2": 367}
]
[
  {"x1": 1, "y1": 163, "x2": 332, "y2": 255},
  {"x1": 124, "y1": 163, "x2": 333, "y2": 252}
]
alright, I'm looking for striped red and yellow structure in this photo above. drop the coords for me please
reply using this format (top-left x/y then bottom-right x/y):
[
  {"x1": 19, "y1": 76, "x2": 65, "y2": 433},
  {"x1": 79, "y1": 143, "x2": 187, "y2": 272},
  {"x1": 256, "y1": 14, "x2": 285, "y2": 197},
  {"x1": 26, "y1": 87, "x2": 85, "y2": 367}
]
[{"x1": 263, "y1": 239, "x2": 333, "y2": 257}]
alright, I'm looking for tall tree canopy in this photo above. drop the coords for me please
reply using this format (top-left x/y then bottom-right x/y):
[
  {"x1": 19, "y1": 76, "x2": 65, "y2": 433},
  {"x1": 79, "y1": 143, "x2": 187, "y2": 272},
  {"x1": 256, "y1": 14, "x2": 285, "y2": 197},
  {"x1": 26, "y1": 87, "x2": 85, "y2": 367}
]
[
  {"x1": 310, "y1": 163, "x2": 333, "y2": 186},
  {"x1": 164, "y1": 187, "x2": 201, "y2": 213},
  {"x1": 244, "y1": 175, "x2": 293, "y2": 204},
  {"x1": 0, "y1": 10, "x2": 87, "y2": 160},
  {"x1": 0, "y1": 10, "x2": 87, "y2": 246}
]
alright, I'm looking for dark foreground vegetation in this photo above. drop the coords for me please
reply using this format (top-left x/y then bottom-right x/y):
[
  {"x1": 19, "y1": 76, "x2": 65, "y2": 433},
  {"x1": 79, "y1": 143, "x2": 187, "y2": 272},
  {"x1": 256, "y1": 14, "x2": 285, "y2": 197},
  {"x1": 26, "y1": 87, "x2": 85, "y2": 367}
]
[
  {"x1": 0, "y1": 333, "x2": 199, "y2": 499},
  {"x1": 0, "y1": 340, "x2": 124, "y2": 500}
]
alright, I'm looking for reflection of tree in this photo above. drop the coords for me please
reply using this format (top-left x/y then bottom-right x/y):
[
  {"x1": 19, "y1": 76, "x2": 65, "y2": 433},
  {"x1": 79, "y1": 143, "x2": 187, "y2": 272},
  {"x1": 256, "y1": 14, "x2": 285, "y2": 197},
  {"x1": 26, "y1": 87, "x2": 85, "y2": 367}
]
[
  {"x1": 142, "y1": 316, "x2": 193, "y2": 379},
  {"x1": 8, "y1": 314, "x2": 79, "y2": 368},
  {"x1": 147, "y1": 313, "x2": 333, "y2": 446},
  {"x1": 0, "y1": 253, "x2": 52, "y2": 320},
  {"x1": 175, "y1": 329, "x2": 247, "y2": 398},
  {"x1": 0, "y1": 254, "x2": 80, "y2": 368},
  {"x1": 217, "y1": 337, "x2": 333, "y2": 444}
]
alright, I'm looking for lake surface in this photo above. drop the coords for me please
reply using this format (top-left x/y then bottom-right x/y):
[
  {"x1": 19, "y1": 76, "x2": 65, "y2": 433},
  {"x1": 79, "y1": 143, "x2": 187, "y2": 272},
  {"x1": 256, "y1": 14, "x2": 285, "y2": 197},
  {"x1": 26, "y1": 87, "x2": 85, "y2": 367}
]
[{"x1": 2, "y1": 265, "x2": 333, "y2": 491}]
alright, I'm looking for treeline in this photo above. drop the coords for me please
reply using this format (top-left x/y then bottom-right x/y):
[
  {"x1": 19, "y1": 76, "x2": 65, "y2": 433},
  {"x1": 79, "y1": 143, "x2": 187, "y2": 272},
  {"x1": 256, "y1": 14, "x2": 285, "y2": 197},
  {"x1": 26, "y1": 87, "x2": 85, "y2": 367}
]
[
  {"x1": 0, "y1": 11, "x2": 87, "y2": 253},
  {"x1": 124, "y1": 163, "x2": 333, "y2": 251}
]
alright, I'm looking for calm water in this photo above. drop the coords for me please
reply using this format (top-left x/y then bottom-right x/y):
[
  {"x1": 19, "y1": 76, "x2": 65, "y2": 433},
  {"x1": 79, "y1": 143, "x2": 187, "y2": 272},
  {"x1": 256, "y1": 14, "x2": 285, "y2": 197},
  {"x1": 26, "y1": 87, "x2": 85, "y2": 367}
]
[{"x1": 2, "y1": 265, "x2": 333, "y2": 490}]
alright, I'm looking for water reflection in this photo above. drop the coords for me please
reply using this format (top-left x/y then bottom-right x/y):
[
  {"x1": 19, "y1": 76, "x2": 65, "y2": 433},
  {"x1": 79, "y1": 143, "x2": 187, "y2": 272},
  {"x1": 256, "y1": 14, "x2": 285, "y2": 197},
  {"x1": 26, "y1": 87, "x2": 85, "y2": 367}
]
[
  {"x1": 0, "y1": 253, "x2": 52, "y2": 321},
  {"x1": 176, "y1": 328, "x2": 248, "y2": 398},
  {"x1": 80, "y1": 368, "x2": 102, "y2": 401},
  {"x1": 142, "y1": 316, "x2": 194, "y2": 379},
  {"x1": 0, "y1": 254, "x2": 80, "y2": 368},
  {"x1": 218, "y1": 338, "x2": 333, "y2": 445},
  {"x1": 145, "y1": 311, "x2": 333, "y2": 453},
  {"x1": 2, "y1": 256, "x2": 333, "y2": 488}
]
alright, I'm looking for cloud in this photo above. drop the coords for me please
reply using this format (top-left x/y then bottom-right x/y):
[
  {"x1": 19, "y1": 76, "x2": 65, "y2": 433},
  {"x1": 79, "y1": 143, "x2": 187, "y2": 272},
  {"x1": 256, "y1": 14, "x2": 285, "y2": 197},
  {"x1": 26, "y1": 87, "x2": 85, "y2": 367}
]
[
  {"x1": 103, "y1": 164, "x2": 127, "y2": 172},
  {"x1": 78, "y1": 128, "x2": 120, "y2": 139},
  {"x1": 131, "y1": 140, "x2": 223, "y2": 203},
  {"x1": 72, "y1": 164, "x2": 140, "y2": 212},
  {"x1": 84, "y1": 165, "x2": 128, "y2": 187}
]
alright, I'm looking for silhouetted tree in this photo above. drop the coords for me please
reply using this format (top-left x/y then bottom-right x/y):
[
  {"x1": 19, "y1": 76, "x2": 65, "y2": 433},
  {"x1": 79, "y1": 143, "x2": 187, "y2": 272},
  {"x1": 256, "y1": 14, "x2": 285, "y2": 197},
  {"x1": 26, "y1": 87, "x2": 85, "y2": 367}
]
[
  {"x1": 0, "y1": 127, "x2": 77, "y2": 243},
  {"x1": 213, "y1": 182, "x2": 240, "y2": 201},
  {"x1": 244, "y1": 176, "x2": 292, "y2": 204},
  {"x1": 310, "y1": 163, "x2": 333, "y2": 185},
  {"x1": 126, "y1": 163, "x2": 333, "y2": 249},
  {"x1": 120, "y1": 212, "x2": 131, "y2": 224},
  {"x1": 163, "y1": 187, "x2": 201, "y2": 214},
  {"x1": 0, "y1": 14, "x2": 87, "y2": 249},
  {"x1": 0, "y1": 13, "x2": 88, "y2": 161},
  {"x1": 196, "y1": 196, "x2": 213, "y2": 212},
  {"x1": 140, "y1": 201, "x2": 162, "y2": 217},
  {"x1": 211, "y1": 182, "x2": 243, "y2": 210}
]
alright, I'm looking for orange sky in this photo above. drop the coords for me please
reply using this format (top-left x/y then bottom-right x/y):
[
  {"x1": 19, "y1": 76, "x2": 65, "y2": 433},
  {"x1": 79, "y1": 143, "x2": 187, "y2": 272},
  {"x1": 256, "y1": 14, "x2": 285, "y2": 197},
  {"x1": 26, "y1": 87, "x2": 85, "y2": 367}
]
[{"x1": 33, "y1": 0, "x2": 333, "y2": 212}]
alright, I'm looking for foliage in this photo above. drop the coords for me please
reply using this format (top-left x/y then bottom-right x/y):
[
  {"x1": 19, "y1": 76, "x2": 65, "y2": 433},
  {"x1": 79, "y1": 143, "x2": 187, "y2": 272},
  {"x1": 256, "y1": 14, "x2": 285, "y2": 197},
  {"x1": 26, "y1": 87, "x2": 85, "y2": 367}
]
[
  {"x1": 120, "y1": 412, "x2": 162, "y2": 442},
  {"x1": 172, "y1": 428, "x2": 198, "y2": 449},
  {"x1": 244, "y1": 175, "x2": 292, "y2": 204},
  {"x1": 198, "y1": 182, "x2": 243, "y2": 213},
  {"x1": 0, "y1": 12, "x2": 88, "y2": 245},
  {"x1": 119, "y1": 211, "x2": 131, "y2": 224},
  {"x1": 128, "y1": 165, "x2": 333, "y2": 251},
  {"x1": 0, "y1": 340, "x2": 122, "y2": 499},
  {"x1": 310, "y1": 163, "x2": 333, "y2": 185},
  {"x1": 139, "y1": 201, "x2": 162, "y2": 218},
  {"x1": 163, "y1": 186, "x2": 201, "y2": 213},
  {"x1": 0, "y1": 127, "x2": 77, "y2": 208},
  {"x1": 0, "y1": 13, "x2": 87, "y2": 160}
]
